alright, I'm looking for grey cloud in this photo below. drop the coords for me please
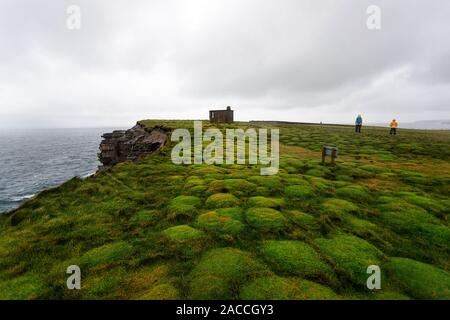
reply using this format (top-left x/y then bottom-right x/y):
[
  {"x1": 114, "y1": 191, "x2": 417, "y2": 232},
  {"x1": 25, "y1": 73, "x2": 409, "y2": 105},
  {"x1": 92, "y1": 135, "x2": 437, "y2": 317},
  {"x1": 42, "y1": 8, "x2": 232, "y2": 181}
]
[{"x1": 0, "y1": 0, "x2": 449, "y2": 128}]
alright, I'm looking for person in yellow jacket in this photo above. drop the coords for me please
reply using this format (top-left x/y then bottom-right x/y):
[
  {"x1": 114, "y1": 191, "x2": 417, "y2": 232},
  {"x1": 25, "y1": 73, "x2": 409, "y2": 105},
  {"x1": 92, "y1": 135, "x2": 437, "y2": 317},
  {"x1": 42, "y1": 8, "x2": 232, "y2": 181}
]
[{"x1": 390, "y1": 119, "x2": 398, "y2": 135}]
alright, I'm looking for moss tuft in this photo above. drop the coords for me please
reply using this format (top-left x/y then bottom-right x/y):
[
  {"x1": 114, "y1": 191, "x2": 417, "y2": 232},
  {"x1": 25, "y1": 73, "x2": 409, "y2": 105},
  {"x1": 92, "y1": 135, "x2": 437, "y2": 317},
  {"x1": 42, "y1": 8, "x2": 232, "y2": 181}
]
[
  {"x1": 189, "y1": 248, "x2": 268, "y2": 299},
  {"x1": 285, "y1": 184, "x2": 315, "y2": 199},
  {"x1": 139, "y1": 283, "x2": 179, "y2": 300},
  {"x1": 168, "y1": 196, "x2": 202, "y2": 219},
  {"x1": 386, "y1": 257, "x2": 450, "y2": 300},
  {"x1": 0, "y1": 273, "x2": 46, "y2": 299},
  {"x1": 196, "y1": 211, "x2": 245, "y2": 236},
  {"x1": 398, "y1": 170, "x2": 428, "y2": 185},
  {"x1": 248, "y1": 176, "x2": 283, "y2": 193},
  {"x1": 215, "y1": 207, "x2": 243, "y2": 220},
  {"x1": 205, "y1": 193, "x2": 240, "y2": 209},
  {"x1": 246, "y1": 208, "x2": 288, "y2": 232},
  {"x1": 322, "y1": 198, "x2": 359, "y2": 216},
  {"x1": 377, "y1": 202, "x2": 450, "y2": 248},
  {"x1": 170, "y1": 195, "x2": 202, "y2": 207},
  {"x1": 79, "y1": 241, "x2": 133, "y2": 268},
  {"x1": 315, "y1": 234, "x2": 384, "y2": 285},
  {"x1": 162, "y1": 225, "x2": 205, "y2": 241},
  {"x1": 396, "y1": 192, "x2": 446, "y2": 215},
  {"x1": 130, "y1": 210, "x2": 160, "y2": 226},
  {"x1": 359, "y1": 165, "x2": 390, "y2": 174},
  {"x1": 223, "y1": 179, "x2": 257, "y2": 196},
  {"x1": 335, "y1": 185, "x2": 371, "y2": 203},
  {"x1": 189, "y1": 275, "x2": 230, "y2": 300},
  {"x1": 284, "y1": 210, "x2": 317, "y2": 227},
  {"x1": 240, "y1": 276, "x2": 339, "y2": 300},
  {"x1": 247, "y1": 196, "x2": 284, "y2": 209},
  {"x1": 260, "y1": 240, "x2": 334, "y2": 281}
]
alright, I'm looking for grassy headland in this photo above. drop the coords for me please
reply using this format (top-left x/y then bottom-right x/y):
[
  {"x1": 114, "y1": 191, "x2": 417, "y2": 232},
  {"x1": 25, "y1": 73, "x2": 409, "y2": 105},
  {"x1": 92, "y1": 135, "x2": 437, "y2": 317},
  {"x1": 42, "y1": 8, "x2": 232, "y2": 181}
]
[{"x1": 0, "y1": 120, "x2": 449, "y2": 299}]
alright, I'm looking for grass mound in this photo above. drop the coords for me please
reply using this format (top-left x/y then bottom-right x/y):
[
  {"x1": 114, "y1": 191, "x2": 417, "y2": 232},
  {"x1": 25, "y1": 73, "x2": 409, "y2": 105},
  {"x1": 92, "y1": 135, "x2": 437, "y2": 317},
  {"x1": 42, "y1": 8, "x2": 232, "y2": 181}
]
[
  {"x1": 206, "y1": 180, "x2": 226, "y2": 193},
  {"x1": 189, "y1": 185, "x2": 208, "y2": 197},
  {"x1": 335, "y1": 175, "x2": 353, "y2": 182},
  {"x1": 377, "y1": 202, "x2": 450, "y2": 248},
  {"x1": 386, "y1": 257, "x2": 450, "y2": 300},
  {"x1": 0, "y1": 273, "x2": 46, "y2": 299},
  {"x1": 125, "y1": 264, "x2": 171, "y2": 295},
  {"x1": 284, "y1": 210, "x2": 317, "y2": 228},
  {"x1": 162, "y1": 225, "x2": 205, "y2": 241},
  {"x1": 247, "y1": 196, "x2": 284, "y2": 209},
  {"x1": 308, "y1": 177, "x2": 335, "y2": 195},
  {"x1": 167, "y1": 196, "x2": 202, "y2": 219},
  {"x1": 285, "y1": 184, "x2": 315, "y2": 199},
  {"x1": 184, "y1": 176, "x2": 205, "y2": 188},
  {"x1": 335, "y1": 185, "x2": 371, "y2": 203},
  {"x1": 335, "y1": 166, "x2": 375, "y2": 179},
  {"x1": 170, "y1": 195, "x2": 202, "y2": 207},
  {"x1": 315, "y1": 234, "x2": 384, "y2": 285},
  {"x1": 322, "y1": 198, "x2": 359, "y2": 216},
  {"x1": 82, "y1": 269, "x2": 125, "y2": 298},
  {"x1": 246, "y1": 208, "x2": 288, "y2": 232},
  {"x1": 359, "y1": 165, "x2": 390, "y2": 174},
  {"x1": 189, "y1": 275, "x2": 229, "y2": 299},
  {"x1": 196, "y1": 211, "x2": 245, "y2": 236},
  {"x1": 305, "y1": 167, "x2": 329, "y2": 178},
  {"x1": 397, "y1": 170, "x2": 428, "y2": 185},
  {"x1": 240, "y1": 276, "x2": 339, "y2": 300},
  {"x1": 215, "y1": 207, "x2": 243, "y2": 220},
  {"x1": 205, "y1": 193, "x2": 240, "y2": 209},
  {"x1": 396, "y1": 192, "x2": 447, "y2": 216},
  {"x1": 260, "y1": 240, "x2": 333, "y2": 281},
  {"x1": 223, "y1": 179, "x2": 257, "y2": 196},
  {"x1": 189, "y1": 248, "x2": 268, "y2": 299},
  {"x1": 248, "y1": 176, "x2": 283, "y2": 193},
  {"x1": 130, "y1": 210, "x2": 160, "y2": 226},
  {"x1": 139, "y1": 283, "x2": 179, "y2": 300},
  {"x1": 344, "y1": 216, "x2": 378, "y2": 235},
  {"x1": 79, "y1": 241, "x2": 133, "y2": 268}
]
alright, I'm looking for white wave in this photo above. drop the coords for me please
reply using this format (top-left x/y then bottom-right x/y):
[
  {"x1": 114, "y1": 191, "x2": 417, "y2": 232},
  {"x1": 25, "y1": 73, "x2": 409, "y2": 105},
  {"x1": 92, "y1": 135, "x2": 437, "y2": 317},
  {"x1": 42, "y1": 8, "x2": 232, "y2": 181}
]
[
  {"x1": 81, "y1": 171, "x2": 96, "y2": 179},
  {"x1": 10, "y1": 194, "x2": 35, "y2": 202}
]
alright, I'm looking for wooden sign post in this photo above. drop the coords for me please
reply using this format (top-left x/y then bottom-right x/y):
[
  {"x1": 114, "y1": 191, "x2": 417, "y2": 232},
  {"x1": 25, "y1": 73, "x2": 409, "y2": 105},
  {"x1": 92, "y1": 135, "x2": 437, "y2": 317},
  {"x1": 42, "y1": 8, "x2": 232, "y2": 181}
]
[{"x1": 322, "y1": 146, "x2": 338, "y2": 165}]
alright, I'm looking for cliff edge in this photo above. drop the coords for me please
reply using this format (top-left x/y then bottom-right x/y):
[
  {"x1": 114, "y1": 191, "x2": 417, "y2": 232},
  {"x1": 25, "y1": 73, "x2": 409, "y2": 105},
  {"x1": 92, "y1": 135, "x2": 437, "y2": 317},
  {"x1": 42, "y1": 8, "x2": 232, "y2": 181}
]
[{"x1": 98, "y1": 123, "x2": 169, "y2": 169}]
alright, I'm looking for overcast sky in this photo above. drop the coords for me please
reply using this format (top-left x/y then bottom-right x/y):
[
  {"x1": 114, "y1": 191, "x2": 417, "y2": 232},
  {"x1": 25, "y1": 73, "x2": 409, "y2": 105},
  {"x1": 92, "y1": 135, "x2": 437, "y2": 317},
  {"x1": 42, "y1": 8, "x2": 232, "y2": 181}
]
[{"x1": 0, "y1": 0, "x2": 449, "y2": 128}]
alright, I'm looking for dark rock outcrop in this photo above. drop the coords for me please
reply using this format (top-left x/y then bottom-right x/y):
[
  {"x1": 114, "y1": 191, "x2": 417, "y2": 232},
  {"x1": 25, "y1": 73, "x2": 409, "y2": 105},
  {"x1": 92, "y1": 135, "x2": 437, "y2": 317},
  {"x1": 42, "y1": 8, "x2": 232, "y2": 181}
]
[{"x1": 98, "y1": 124, "x2": 168, "y2": 169}]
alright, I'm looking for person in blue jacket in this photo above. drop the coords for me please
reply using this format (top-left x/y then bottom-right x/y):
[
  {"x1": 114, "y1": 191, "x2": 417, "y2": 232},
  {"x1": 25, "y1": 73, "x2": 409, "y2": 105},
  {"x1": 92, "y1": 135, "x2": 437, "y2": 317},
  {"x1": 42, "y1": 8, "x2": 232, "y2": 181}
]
[{"x1": 355, "y1": 114, "x2": 363, "y2": 133}]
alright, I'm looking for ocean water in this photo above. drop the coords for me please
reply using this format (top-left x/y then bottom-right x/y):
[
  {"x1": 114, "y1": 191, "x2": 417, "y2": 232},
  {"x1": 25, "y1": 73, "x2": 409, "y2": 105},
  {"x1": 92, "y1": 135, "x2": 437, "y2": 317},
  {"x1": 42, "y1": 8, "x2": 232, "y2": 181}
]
[{"x1": 0, "y1": 128, "x2": 114, "y2": 213}]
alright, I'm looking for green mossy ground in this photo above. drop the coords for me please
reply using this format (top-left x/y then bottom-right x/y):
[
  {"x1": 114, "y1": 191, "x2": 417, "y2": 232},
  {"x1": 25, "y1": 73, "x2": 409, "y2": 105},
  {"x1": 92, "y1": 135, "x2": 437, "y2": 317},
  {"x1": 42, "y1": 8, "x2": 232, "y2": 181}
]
[
  {"x1": 247, "y1": 196, "x2": 284, "y2": 209},
  {"x1": 167, "y1": 195, "x2": 202, "y2": 219},
  {"x1": 314, "y1": 234, "x2": 385, "y2": 286},
  {"x1": 189, "y1": 248, "x2": 269, "y2": 299},
  {"x1": 245, "y1": 208, "x2": 288, "y2": 232},
  {"x1": 196, "y1": 211, "x2": 245, "y2": 236},
  {"x1": 205, "y1": 193, "x2": 240, "y2": 209},
  {"x1": 162, "y1": 225, "x2": 205, "y2": 241},
  {"x1": 260, "y1": 240, "x2": 334, "y2": 283},
  {"x1": 240, "y1": 276, "x2": 339, "y2": 300},
  {"x1": 78, "y1": 241, "x2": 134, "y2": 268},
  {"x1": 386, "y1": 257, "x2": 450, "y2": 300},
  {"x1": 0, "y1": 120, "x2": 449, "y2": 299}
]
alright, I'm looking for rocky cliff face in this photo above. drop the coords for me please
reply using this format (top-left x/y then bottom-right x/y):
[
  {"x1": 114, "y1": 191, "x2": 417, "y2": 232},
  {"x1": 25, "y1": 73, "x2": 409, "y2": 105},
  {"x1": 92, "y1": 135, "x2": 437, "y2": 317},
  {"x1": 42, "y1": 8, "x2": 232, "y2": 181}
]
[{"x1": 98, "y1": 124, "x2": 169, "y2": 169}]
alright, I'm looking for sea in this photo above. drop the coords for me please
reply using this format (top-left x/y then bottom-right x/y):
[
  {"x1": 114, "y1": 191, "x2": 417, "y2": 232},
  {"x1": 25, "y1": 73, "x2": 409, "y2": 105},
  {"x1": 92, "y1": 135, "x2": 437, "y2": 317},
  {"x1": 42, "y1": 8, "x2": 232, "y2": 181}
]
[{"x1": 0, "y1": 128, "x2": 116, "y2": 214}]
